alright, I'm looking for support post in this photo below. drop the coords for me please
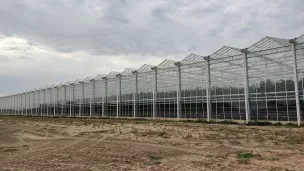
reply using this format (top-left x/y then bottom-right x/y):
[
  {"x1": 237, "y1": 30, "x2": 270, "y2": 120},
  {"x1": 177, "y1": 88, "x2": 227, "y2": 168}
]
[
  {"x1": 30, "y1": 92, "x2": 33, "y2": 116},
  {"x1": 204, "y1": 57, "x2": 212, "y2": 122},
  {"x1": 33, "y1": 91, "x2": 36, "y2": 116},
  {"x1": 14, "y1": 95, "x2": 16, "y2": 115},
  {"x1": 63, "y1": 85, "x2": 66, "y2": 116},
  {"x1": 132, "y1": 71, "x2": 138, "y2": 118},
  {"x1": 152, "y1": 67, "x2": 158, "y2": 119},
  {"x1": 70, "y1": 84, "x2": 74, "y2": 117},
  {"x1": 102, "y1": 77, "x2": 107, "y2": 117},
  {"x1": 21, "y1": 94, "x2": 23, "y2": 115},
  {"x1": 290, "y1": 39, "x2": 301, "y2": 126},
  {"x1": 37, "y1": 90, "x2": 40, "y2": 116},
  {"x1": 241, "y1": 49, "x2": 251, "y2": 123},
  {"x1": 174, "y1": 62, "x2": 182, "y2": 120},
  {"x1": 80, "y1": 82, "x2": 84, "y2": 117},
  {"x1": 52, "y1": 88, "x2": 55, "y2": 116},
  {"x1": 41, "y1": 90, "x2": 43, "y2": 116},
  {"x1": 5, "y1": 97, "x2": 7, "y2": 115},
  {"x1": 90, "y1": 80, "x2": 95, "y2": 117},
  {"x1": 1, "y1": 98, "x2": 3, "y2": 115},
  {"x1": 116, "y1": 74, "x2": 121, "y2": 118},
  {"x1": 43, "y1": 89, "x2": 46, "y2": 117},
  {"x1": 6, "y1": 97, "x2": 8, "y2": 115},
  {"x1": 0, "y1": 98, "x2": 1, "y2": 115},
  {"x1": 47, "y1": 88, "x2": 51, "y2": 117},
  {"x1": 25, "y1": 93, "x2": 28, "y2": 116},
  {"x1": 57, "y1": 87, "x2": 59, "y2": 116}
]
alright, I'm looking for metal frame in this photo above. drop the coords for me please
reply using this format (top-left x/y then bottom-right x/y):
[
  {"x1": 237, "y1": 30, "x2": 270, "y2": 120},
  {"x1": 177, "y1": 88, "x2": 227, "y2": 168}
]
[{"x1": 0, "y1": 34, "x2": 303, "y2": 126}]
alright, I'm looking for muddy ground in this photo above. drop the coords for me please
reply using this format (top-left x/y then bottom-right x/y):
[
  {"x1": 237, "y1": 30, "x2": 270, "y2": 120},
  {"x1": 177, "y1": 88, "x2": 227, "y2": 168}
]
[{"x1": 0, "y1": 116, "x2": 304, "y2": 171}]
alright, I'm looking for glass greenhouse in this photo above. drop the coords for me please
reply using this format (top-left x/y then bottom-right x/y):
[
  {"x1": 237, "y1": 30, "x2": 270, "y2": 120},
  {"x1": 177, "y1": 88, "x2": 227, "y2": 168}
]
[{"x1": 1, "y1": 34, "x2": 304, "y2": 126}]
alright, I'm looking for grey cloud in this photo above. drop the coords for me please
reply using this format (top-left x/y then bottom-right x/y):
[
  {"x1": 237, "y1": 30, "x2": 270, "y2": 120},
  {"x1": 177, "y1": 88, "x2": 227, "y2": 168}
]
[
  {"x1": 1, "y1": 0, "x2": 303, "y2": 56},
  {"x1": 0, "y1": 0, "x2": 303, "y2": 94}
]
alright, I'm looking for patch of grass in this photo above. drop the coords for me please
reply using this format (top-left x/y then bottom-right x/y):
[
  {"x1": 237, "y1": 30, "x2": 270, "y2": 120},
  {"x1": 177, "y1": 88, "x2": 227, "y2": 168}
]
[
  {"x1": 221, "y1": 120, "x2": 239, "y2": 125},
  {"x1": 238, "y1": 152, "x2": 254, "y2": 159},
  {"x1": 146, "y1": 155, "x2": 163, "y2": 165},
  {"x1": 284, "y1": 123, "x2": 298, "y2": 127},
  {"x1": 237, "y1": 152, "x2": 255, "y2": 164},
  {"x1": 273, "y1": 122, "x2": 283, "y2": 126},
  {"x1": 247, "y1": 120, "x2": 272, "y2": 126},
  {"x1": 149, "y1": 155, "x2": 162, "y2": 161}
]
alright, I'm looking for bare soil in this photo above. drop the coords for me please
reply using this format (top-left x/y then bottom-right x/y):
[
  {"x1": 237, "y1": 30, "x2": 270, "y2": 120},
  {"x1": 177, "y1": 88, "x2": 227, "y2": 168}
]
[{"x1": 0, "y1": 116, "x2": 304, "y2": 171}]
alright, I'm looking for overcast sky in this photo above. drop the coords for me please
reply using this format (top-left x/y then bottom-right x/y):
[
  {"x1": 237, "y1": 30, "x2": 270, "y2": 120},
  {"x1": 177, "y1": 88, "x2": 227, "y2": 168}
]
[{"x1": 0, "y1": 0, "x2": 303, "y2": 95}]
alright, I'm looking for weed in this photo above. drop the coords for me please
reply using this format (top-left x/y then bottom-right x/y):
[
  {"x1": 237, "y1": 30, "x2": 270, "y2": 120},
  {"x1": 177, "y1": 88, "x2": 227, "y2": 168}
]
[
  {"x1": 237, "y1": 152, "x2": 255, "y2": 164},
  {"x1": 248, "y1": 120, "x2": 272, "y2": 126},
  {"x1": 149, "y1": 155, "x2": 162, "y2": 161},
  {"x1": 146, "y1": 155, "x2": 162, "y2": 165},
  {"x1": 285, "y1": 123, "x2": 298, "y2": 127},
  {"x1": 221, "y1": 120, "x2": 238, "y2": 125},
  {"x1": 273, "y1": 122, "x2": 283, "y2": 126}
]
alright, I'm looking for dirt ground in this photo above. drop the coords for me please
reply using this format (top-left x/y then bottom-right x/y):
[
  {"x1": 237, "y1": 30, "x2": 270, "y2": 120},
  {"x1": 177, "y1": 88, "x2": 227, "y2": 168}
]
[{"x1": 0, "y1": 116, "x2": 304, "y2": 171}]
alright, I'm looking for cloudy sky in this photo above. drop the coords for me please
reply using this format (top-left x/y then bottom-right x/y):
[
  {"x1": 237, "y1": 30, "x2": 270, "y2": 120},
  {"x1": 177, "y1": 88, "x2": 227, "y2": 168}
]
[{"x1": 0, "y1": 0, "x2": 303, "y2": 95}]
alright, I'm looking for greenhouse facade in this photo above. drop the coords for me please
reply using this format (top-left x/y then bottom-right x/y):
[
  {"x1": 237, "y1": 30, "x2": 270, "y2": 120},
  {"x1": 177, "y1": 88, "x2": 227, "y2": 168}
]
[{"x1": 0, "y1": 34, "x2": 304, "y2": 126}]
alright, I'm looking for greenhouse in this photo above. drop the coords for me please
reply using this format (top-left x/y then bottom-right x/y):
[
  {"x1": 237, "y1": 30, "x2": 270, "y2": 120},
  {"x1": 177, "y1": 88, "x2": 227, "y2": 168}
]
[{"x1": 1, "y1": 34, "x2": 304, "y2": 126}]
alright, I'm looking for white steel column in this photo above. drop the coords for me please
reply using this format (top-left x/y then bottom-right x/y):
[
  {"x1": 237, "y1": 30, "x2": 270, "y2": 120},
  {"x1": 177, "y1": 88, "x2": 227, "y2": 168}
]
[
  {"x1": 132, "y1": 71, "x2": 138, "y2": 118},
  {"x1": 63, "y1": 85, "x2": 66, "y2": 116},
  {"x1": 47, "y1": 88, "x2": 51, "y2": 117},
  {"x1": 11, "y1": 96, "x2": 13, "y2": 115},
  {"x1": 36, "y1": 90, "x2": 41, "y2": 116},
  {"x1": 80, "y1": 82, "x2": 84, "y2": 117},
  {"x1": 152, "y1": 67, "x2": 158, "y2": 119},
  {"x1": 116, "y1": 74, "x2": 121, "y2": 118},
  {"x1": 25, "y1": 93, "x2": 28, "y2": 116},
  {"x1": 2, "y1": 97, "x2": 4, "y2": 115},
  {"x1": 204, "y1": 57, "x2": 212, "y2": 122},
  {"x1": 4, "y1": 97, "x2": 6, "y2": 115},
  {"x1": 290, "y1": 39, "x2": 301, "y2": 126},
  {"x1": 53, "y1": 86, "x2": 57, "y2": 116},
  {"x1": 21, "y1": 93, "x2": 23, "y2": 115},
  {"x1": 43, "y1": 89, "x2": 46, "y2": 116},
  {"x1": 0, "y1": 98, "x2": 2, "y2": 115},
  {"x1": 70, "y1": 84, "x2": 74, "y2": 117},
  {"x1": 0, "y1": 98, "x2": 1, "y2": 115},
  {"x1": 57, "y1": 87, "x2": 60, "y2": 116},
  {"x1": 90, "y1": 80, "x2": 95, "y2": 117},
  {"x1": 241, "y1": 49, "x2": 251, "y2": 123},
  {"x1": 40, "y1": 90, "x2": 43, "y2": 116},
  {"x1": 1, "y1": 97, "x2": 3, "y2": 115},
  {"x1": 5, "y1": 97, "x2": 7, "y2": 115},
  {"x1": 33, "y1": 91, "x2": 36, "y2": 116},
  {"x1": 14, "y1": 95, "x2": 16, "y2": 115},
  {"x1": 61, "y1": 86, "x2": 64, "y2": 116},
  {"x1": 102, "y1": 77, "x2": 107, "y2": 117},
  {"x1": 30, "y1": 92, "x2": 33, "y2": 116},
  {"x1": 175, "y1": 62, "x2": 182, "y2": 120}
]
